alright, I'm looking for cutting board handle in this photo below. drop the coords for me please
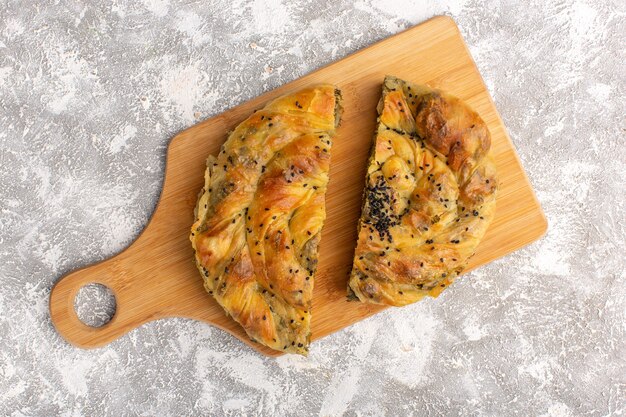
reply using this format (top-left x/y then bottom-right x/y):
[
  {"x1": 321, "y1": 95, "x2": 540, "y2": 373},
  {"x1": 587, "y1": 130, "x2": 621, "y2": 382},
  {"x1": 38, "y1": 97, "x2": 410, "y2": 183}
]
[{"x1": 50, "y1": 251, "x2": 144, "y2": 348}]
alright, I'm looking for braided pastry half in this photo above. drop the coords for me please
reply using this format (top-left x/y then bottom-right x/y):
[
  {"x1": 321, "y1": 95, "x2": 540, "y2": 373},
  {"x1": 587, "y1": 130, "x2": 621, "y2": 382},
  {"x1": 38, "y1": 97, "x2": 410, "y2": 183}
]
[
  {"x1": 191, "y1": 85, "x2": 342, "y2": 354},
  {"x1": 349, "y1": 76, "x2": 497, "y2": 306}
]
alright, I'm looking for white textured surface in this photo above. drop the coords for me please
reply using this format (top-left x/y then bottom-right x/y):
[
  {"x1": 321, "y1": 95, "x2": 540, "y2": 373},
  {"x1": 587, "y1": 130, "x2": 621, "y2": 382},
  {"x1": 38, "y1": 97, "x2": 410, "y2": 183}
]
[{"x1": 1, "y1": 0, "x2": 625, "y2": 415}]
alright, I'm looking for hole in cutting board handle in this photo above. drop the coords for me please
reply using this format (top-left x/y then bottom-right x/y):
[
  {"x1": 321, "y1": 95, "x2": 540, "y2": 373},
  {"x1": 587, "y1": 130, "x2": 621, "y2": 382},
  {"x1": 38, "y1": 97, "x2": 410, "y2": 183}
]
[{"x1": 74, "y1": 283, "x2": 117, "y2": 327}]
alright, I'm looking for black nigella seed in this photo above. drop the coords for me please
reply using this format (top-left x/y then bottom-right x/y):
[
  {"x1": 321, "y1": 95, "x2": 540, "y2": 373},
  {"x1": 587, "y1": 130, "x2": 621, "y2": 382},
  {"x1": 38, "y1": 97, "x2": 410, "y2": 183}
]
[{"x1": 263, "y1": 315, "x2": 266, "y2": 320}]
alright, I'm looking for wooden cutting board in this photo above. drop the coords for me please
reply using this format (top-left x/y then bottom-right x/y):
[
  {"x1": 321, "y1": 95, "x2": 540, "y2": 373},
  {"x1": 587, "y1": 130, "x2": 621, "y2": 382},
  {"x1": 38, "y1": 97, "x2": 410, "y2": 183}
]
[{"x1": 50, "y1": 16, "x2": 547, "y2": 356}]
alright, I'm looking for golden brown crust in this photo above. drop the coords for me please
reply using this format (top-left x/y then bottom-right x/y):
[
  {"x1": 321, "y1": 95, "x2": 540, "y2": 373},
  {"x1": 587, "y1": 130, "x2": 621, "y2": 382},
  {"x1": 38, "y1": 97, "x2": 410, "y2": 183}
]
[
  {"x1": 191, "y1": 85, "x2": 342, "y2": 354},
  {"x1": 348, "y1": 76, "x2": 497, "y2": 306}
]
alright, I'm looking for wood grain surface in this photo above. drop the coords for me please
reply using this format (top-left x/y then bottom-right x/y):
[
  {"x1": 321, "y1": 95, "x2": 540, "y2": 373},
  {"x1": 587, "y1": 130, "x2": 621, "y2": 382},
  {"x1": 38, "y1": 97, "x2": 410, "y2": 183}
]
[{"x1": 49, "y1": 16, "x2": 547, "y2": 356}]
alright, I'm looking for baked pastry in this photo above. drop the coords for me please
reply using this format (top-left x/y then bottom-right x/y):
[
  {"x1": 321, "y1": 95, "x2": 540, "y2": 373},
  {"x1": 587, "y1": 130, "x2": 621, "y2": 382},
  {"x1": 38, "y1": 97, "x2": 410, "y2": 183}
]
[
  {"x1": 190, "y1": 85, "x2": 342, "y2": 354},
  {"x1": 348, "y1": 76, "x2": 497, "y2": 306}
]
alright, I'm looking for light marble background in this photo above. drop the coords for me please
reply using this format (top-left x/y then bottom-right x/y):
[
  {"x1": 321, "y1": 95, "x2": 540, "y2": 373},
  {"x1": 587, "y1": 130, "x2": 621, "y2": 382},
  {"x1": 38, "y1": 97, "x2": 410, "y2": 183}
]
[{"x1": 1, "y1": 0, "x2": 625, "y2": 415}]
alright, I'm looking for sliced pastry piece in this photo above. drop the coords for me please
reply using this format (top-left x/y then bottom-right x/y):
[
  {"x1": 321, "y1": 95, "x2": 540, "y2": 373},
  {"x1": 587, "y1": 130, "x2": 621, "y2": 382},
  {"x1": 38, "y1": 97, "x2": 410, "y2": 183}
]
[
  {"x1": 348, "y1": 76, "x2": 497, "y2": 306},
  {"x1": 191, "y1": 85, "x2": 342, "y2": 354}
]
